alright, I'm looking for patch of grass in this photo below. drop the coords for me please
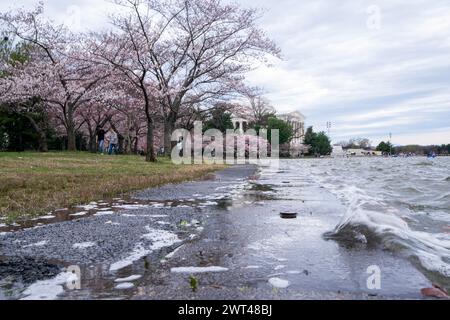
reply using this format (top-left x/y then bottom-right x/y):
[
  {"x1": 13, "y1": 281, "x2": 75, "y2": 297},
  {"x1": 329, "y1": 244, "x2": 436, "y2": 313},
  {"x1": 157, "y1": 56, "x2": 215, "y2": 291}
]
[
  {"x1": 0, "y1": 152, "x2": 225, "y2": 221},
  {"x1": 189, "y1": 276, "x2": 198, "y2": 292}
]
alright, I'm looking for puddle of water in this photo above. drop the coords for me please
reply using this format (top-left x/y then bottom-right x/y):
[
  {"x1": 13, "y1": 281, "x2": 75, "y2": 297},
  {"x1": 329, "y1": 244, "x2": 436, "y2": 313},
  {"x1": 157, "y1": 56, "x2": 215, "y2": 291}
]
[
  {"x1": 0, "y1": 170, "x2": 284, "y2": 300},
  {"x1": 0, "y1": 198, "x2": 228, "y2": 234}
]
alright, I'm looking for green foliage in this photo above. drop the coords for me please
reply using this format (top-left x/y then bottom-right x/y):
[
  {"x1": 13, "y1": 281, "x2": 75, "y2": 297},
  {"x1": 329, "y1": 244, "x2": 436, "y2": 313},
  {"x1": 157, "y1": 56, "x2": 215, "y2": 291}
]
[
  {"x1": 1, "y1": 35, "x2": 29, "y2": 77},
  {"x1": 393, "y1": 144, "x2": 450, "y2": 155},
  {"x1": 189, "y1": 276, "x2": 198, "y2": 292},
  {"x1": 0, "y1": 108, "x2": 36, "y2": 151},
  {"x1": 304, "y1": 126, "x2": 332, "y2": 156},
  {"x1": 376, "y1": 141, "x2": 393, "y2": 154},
  {"x1": 0, "y1": 105, "x2": 60, "y2": 151},
  {"x1": 267, "y1": 117, "x2": 294, "y2": 145},
  {"x1": 304, "y1": 126, "x2": 315, "y2": 146},
  {"x1": 203, "y1": 108, "x2": 234, "y2": 133}
]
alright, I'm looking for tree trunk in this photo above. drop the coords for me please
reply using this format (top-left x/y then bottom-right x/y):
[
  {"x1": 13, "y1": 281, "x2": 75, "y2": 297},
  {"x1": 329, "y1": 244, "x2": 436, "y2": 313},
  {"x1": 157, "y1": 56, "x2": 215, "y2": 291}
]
[
  {"x1": 87, "y1": 125, "x2": 96, "y2": 153},
  {"x1": 66, "y1": 106, "x2": 77, "y2": 151},
  {"x1": 118, "y1": 134, "x2": 124, "y2": 154},
  {"x1": 89, "y1": 134, "x2": 97, "y2": 153},
  {"x1": 25, "y1": 114, "x2": 48, "y2": 152},
  {"x1": 133, "y1": 136, "x2": 138, "y2": 154},
  {"x1": 146, "y1": 119, "x2": 157, "y2": 162},
  {"x1": 163, "y1": 121, "x2": 172, "y2": 157},
  {"x1": 67, "y1": 126, "x2": 77, "y2": 151},
  {"x1": 164, "y1": 113, "x2": 178, "y2": 157}
]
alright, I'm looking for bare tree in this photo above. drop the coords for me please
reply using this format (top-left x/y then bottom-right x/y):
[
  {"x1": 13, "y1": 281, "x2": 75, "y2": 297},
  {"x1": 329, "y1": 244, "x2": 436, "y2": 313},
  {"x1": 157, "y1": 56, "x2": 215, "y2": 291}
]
[{"x1": 240, "y1": 87, "x2": 276, "y2": 128}]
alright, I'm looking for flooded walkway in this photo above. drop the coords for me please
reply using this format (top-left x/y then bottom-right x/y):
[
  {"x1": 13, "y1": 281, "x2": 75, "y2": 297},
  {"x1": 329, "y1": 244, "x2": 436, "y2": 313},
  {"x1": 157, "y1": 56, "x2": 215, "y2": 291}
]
[{"x1": 0, "y1": 163, "x2": 432, "y2": 299}]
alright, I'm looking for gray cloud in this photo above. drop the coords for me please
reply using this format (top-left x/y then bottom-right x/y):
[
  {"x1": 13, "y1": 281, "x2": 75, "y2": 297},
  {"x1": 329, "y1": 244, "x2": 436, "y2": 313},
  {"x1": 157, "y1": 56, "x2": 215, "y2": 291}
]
[{"x1": 6, "y1": 0, "x2": 450, "y2": 145}]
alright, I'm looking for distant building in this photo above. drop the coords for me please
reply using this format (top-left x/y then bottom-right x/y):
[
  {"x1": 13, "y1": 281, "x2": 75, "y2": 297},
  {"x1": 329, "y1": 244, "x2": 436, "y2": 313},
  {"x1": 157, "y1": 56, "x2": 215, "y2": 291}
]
[
  {"x1": 230, "y1": 110, "x2": 307, "y2": 157},
  {"x1": 231, "y1": 115, "x2": 249, "y2": 134},
  {"x1": 277, "y1": 111, "x2": 306, "y2": 145},
  {"x1": 345, "y1": 149, "x2": 382, "y2": 157},
  {"x1": 331, "y1": 145, "x2": 345, "y2": 157}
]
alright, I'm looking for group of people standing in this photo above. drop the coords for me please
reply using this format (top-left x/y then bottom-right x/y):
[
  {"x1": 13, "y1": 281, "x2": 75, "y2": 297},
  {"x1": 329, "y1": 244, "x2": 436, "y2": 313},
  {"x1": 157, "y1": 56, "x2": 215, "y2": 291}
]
[{"x1": 97, "y1": 128, "x2": 118, "y2": 155}]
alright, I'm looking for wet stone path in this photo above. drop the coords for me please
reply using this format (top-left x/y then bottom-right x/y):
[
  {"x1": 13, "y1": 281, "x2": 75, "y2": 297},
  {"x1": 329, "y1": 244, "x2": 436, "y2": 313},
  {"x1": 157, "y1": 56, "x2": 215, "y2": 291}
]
[
  {"x1": 0, "y1": 166, "x2": 255, "y2": 299},
  {"x1": 0, "y1": 163, "x2": 432, "y2": 300}
]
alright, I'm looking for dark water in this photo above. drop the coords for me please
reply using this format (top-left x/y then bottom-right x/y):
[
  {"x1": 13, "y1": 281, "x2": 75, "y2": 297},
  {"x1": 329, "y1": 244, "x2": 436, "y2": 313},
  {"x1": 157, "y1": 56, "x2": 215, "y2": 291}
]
[{"x1": 263, "y1": 158, "x2": 450, "y2": 287}]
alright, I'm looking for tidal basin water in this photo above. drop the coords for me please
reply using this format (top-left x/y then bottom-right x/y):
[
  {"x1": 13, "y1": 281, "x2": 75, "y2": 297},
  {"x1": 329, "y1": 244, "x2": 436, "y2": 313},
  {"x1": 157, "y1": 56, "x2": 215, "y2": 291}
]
[{"x1": 267, "y1": 157, "x2": 450, "y2": 286}]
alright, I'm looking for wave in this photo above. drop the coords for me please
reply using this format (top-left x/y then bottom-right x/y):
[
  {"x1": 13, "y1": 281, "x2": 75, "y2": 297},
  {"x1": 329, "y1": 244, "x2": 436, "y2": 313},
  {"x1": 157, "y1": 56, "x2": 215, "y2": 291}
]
[
  {"x1": 415, "y1": 161, "x2": 434, "y2": 166},
  {"x1": 323, "y1": 185, "x2": 450, "y2": 286}
]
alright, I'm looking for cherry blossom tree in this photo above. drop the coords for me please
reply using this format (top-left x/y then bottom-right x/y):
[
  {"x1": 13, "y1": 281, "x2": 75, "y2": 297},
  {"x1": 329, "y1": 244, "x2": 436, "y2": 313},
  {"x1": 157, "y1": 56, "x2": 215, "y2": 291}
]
[
  {"x1": 239, "y1": 87, "x2": 276, "y2": 128},
  {"x1": 98, "y1": 76, "x2": 149, "y2": 154},
  {"x1": 79, "y1": 101, "x2": 114, "y2": 153},
  {"x1": 104, "y1": 0, "x2": 280, "y2": 157},
  {"x1": 0, "y1": 4, "x2": 112, "y2": 151}
]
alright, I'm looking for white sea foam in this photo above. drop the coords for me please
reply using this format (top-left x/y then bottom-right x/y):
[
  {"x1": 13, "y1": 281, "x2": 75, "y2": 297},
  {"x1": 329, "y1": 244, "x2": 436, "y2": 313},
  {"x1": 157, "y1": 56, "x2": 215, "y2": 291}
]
[
  {"x1": 21, "y1": 271, "x2": 77, "y2": 300},
  {"x1": 286, "y1": 158, "x2": 450, "y2": 278},
  {"x1": 109, "y1": 244, "x2": 149, "y2": 272},
  {"x1": 268, "y1": 277, "x2": 290, "y2": 288},
  {"x1": 143, "y1": 227, "x2": 181, "y2": 250},
  {"x1": 23, "y1": 240, "x2": 47, "y2": 248},
  {"x1": 114, "y1": 282, "x2": 135, "y2": 290},
  {"x1": 34, "y1": 215, "x2": 55, "y2": 220},
  {"x1": 73, "y1": 242, "x2": 96, "y2": 249},
  {"x1": 114, "y1": 275, "x2": 142, "y2": 283},
  {"x1": 170, "y1": 266, "x2": 228, "y2": 273},
  {"x1": 76, "y1": 204, "x2": 97, "y2": 210},
  {"x1": 69, "y1": 211, "x2": 87, "y2": 217},
  {"x1": 94, "y1": 211, "x2": 114, "y2": 216},
  {"x1": 113, "y1": 204, "x2": 150, "y2": 210},
  {"x1": 109, "y1": 227, "x2": 180, "y2": 272}
]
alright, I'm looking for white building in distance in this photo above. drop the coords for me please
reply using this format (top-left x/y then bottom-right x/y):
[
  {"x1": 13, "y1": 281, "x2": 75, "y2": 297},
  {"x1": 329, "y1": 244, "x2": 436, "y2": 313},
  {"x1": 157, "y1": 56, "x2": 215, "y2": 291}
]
[
  {"x1": 277, "y1": 111, "x2": 306, "y2": 145},
  {"x1": 231, "y1": 111, "x2": 306, "y2": 142},
  {"x1": 231, "y1": 110, "x2": 307, "y2": 156}
]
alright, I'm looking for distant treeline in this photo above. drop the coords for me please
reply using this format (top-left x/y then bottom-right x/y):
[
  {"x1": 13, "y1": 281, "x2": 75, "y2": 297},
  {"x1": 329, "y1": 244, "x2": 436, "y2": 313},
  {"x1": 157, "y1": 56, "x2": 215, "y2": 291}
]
[
  {"x1": 339, "y1": 138, "x2": 450, "y2": 156},
  {"x1": 393, "y1": 144, "x2": 450, "y2": 155}
]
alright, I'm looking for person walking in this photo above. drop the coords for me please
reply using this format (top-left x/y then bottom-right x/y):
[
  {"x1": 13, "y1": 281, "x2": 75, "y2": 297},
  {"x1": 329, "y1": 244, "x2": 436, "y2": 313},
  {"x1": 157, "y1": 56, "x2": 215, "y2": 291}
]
[
  {"x1": 97, "y1": 127, "x2": 106, "y2": 154},
  {"x1": 108, "y1": 130, "x2": 118, "y2": 155}
]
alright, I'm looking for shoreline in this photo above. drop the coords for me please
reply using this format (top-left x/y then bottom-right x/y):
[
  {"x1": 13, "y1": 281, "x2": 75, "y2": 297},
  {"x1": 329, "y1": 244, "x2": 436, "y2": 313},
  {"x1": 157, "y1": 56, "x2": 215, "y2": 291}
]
[
  {"x1": 0, "y1": 152, "x2": 225, "y2": 222},
  {"x1": 0, "y1": 164, "x2": 436, "y2": 300}
]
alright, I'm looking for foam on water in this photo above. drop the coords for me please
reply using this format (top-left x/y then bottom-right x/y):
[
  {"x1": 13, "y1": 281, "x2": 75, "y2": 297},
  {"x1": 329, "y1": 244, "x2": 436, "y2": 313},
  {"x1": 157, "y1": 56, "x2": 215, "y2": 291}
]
[
  {"x1": 73, "y1": 242, "x2": 96, "y2": 249},
  {"x1": 273, "y1": 158, "x2": 450, "y2": 282},
  {"x1": 109, "y1": 227, "x2": 180, "y2": 272},
  {"x1": 170, "y1": 266, "x2": 229, "y2": 273},
  {"x1": 268, "y1": 277, "x2": 290, "y2": 288},
  {"x1": 21, "y1": 271, "x2": 77, "y2": 300}
]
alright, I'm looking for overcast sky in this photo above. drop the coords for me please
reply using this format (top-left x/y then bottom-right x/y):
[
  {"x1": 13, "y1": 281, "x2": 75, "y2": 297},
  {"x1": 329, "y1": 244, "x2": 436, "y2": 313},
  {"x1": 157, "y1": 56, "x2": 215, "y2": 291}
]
[{"x1": 5, "y1": 0, "x2": 450, "y2": 145}]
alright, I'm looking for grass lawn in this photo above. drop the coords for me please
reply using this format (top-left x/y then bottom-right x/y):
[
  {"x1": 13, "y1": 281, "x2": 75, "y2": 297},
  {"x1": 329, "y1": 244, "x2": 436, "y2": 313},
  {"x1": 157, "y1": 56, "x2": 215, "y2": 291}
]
[{"x1": 0, "y1": 152, "x2": 225, "y2": 221}]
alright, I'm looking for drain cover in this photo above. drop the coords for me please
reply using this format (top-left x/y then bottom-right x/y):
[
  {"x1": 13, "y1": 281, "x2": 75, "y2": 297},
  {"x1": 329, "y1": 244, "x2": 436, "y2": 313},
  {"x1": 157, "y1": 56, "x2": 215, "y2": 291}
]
[{"x1": 280, "y1": 212, "x2": 297, "y2": 219}]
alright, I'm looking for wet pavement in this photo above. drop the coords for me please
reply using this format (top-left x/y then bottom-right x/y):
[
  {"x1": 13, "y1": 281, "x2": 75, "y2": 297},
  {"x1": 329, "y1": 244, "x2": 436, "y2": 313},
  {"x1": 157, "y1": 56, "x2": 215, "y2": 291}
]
[{"x1": 0, "y1": 163, "x2": 433, "y2": 300}]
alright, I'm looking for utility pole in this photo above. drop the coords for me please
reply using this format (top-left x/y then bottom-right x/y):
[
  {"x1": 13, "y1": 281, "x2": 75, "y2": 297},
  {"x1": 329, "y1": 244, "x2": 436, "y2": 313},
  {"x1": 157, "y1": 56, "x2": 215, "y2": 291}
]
[
  {"x1": 389, "y1": 132, "x2": 392, "y2": 156},
  {"x1": 326, "y1": 122, "x2": 332, "y2": 137}
]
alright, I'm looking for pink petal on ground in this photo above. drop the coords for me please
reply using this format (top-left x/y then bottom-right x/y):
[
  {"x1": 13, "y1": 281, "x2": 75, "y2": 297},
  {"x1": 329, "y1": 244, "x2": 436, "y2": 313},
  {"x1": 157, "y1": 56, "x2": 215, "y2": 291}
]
[{"x1": 421, "y1": 287, "x2": 449, "y2": 299}]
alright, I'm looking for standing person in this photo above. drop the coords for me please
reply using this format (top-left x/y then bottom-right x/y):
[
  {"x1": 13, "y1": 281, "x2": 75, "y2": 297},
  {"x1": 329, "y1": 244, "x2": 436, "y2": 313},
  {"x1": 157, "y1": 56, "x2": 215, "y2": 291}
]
[
  {"x1": 108, "y1": 130, "x2": 118, "y2": 155},
  {"x1": 97, "y1": 127, "x2": 106, "y2": 154}
]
